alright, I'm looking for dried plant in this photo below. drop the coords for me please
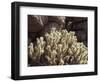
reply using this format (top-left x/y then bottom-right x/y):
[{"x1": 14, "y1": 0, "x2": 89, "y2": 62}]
[{"x1": 28, "y1": 28, "x2": 88, "y2": 66}]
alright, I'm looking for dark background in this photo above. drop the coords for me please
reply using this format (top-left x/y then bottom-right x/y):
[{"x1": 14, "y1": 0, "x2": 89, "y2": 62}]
[{"x1": 28, "y1": 15, "x2": 88, "y2": 46}]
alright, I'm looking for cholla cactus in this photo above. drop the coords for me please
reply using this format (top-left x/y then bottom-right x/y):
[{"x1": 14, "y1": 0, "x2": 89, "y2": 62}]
[{"x1": 28, "y1": 28, "x2": 88, "y2": 66}]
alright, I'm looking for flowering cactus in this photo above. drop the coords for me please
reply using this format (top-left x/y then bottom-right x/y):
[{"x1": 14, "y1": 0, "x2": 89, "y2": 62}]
[{"x1": 28, "y1": 28, "x2": 88, "y2": 66}]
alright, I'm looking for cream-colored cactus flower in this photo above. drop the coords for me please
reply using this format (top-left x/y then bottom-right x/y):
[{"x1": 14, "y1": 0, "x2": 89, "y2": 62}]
[{"x1": 28, "y1": 28, "x2": 88, "y2": 66}]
